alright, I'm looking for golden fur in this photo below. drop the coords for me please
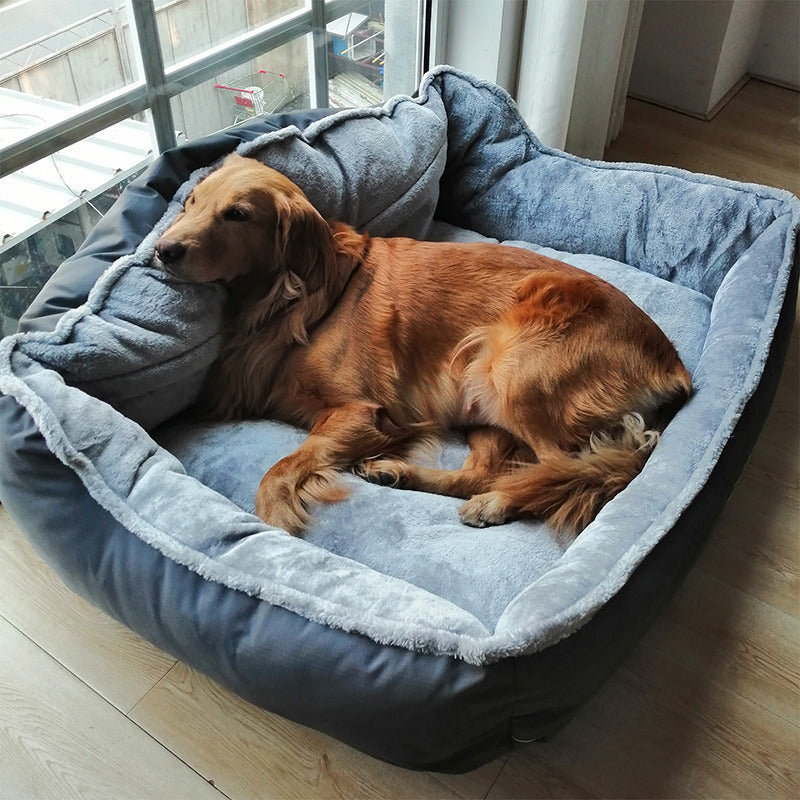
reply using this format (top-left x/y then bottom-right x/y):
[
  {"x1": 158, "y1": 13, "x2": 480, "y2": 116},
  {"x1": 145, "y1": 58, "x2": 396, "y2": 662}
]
[{"x1": 155, "y1": 154, "x2": 692, "y2": 538}]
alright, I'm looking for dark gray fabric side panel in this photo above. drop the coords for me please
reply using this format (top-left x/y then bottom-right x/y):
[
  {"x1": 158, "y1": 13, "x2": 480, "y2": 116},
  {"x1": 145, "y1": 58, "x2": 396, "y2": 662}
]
[
  {"x1": 511, "y1": 250, "x2": 798, "y2": 742},
  {"x1": 1, "y1": 231, "x2": 794, "y2": 767},
  {"x1": 0, "y1": 393, "x2": 514, "y2": 772},
  {"x1": 0, "y1": 249, "x2": 794, "y2": 772}
]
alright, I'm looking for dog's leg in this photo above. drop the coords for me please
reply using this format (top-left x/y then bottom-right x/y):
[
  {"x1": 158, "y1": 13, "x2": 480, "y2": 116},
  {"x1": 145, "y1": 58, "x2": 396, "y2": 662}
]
[
  {"x1": 357, "y1": 427, "x2": 530, "y2": 498},
  {"x1": 255, "y1": 402, "x2": 424, "y2": 535},
  {"x1": 459, "y1": 414, "x2": 661, "y2": 535},
  {"x1": 455, "y1": 435, "x2": 563, "y2": 529}
]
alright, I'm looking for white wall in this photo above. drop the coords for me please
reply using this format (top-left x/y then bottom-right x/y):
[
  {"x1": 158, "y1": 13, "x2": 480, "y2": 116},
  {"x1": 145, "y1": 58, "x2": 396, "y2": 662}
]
[
  {"x1": 709, "y1": 0, "x2": 766, "y2": 110},
  {"x1": 749, "y1": 0, "x2": 800, "y2": 88},
  {"x1": 437, "y1": 0, "x2": 525, "y2": 95},
  {"x1": 384, "y1": 0, "x2": 425, "y2": 98},
  {"x1": 629, "y1": 0, "x2": 798, "y2": 118},
  {"x1": 628, "y1": 0, "x2": 734, "y2": 117}
]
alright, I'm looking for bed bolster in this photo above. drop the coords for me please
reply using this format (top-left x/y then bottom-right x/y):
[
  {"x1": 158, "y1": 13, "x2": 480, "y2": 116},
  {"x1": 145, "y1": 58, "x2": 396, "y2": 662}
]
[{"x1": 0, "y1": 395, "x2": 516, "y2": 773}]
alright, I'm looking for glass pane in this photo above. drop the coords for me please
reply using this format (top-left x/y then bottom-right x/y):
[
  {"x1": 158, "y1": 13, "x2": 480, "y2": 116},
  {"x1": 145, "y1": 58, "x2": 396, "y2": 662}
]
[
  {"x1": 0, "y1": 1, "x2": 141, "y2": 136},
  {"x1": 156, "y1": 0, "x2": 305, "y2": 67},
  {"x1": 0, "y1": 117, "x2": 152, "y2": 336},
  {"x1": 170, "y1": 37, "x2": 310, "y2": 140},
  {"x1": 326, "y1": 0, "x2": 422, "y2": 107}
]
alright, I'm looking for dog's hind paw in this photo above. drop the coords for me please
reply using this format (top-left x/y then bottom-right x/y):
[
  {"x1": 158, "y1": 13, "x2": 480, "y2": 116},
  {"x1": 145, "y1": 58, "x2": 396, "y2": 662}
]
[
  {"x1": 458, "y1": 492, "x2": 510, "y2": 528},
  {"x1": 355, "y1": 459, "x2": 410, "y2": 489}
]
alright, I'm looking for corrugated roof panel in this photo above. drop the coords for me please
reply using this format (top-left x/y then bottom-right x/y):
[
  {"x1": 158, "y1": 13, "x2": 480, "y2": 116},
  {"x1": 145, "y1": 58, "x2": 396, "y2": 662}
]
[
  {"x1": 2, "y1": 171, "x2": 79, "y2": 217},
  {"x1": 0, "y1": 204, "x2": 36, "y2": 234},
  {"x1": 0, "y1": 86, "x2": 153, "y2": 251},
  {"x1": 21, "y1": 150, "x2": 119, "y2": 193}
]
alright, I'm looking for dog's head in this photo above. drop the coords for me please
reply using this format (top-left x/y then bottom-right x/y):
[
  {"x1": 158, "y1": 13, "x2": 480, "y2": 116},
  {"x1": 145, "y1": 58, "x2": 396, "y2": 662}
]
[{"x1": 154, "y1": 154, "x2": 332, "y2": 285}]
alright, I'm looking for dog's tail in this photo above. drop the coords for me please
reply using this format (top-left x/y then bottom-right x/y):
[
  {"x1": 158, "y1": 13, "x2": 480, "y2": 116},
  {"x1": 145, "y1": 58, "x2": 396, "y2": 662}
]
[{"x1": 494, "y1": 412, "x2": 670, "y2": 538}]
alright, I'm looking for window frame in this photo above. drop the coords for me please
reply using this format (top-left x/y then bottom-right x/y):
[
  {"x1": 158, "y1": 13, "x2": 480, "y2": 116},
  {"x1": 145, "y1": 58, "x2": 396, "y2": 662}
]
[{"x1": 0, "y1": 0, "x2": 389, "y2": 179}]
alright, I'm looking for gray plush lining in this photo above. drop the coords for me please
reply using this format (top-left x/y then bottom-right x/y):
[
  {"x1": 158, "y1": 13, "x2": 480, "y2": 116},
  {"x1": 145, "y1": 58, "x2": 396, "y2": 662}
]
[{"x1": 0, "y1": 67, "x2": 797, "y2": 665}]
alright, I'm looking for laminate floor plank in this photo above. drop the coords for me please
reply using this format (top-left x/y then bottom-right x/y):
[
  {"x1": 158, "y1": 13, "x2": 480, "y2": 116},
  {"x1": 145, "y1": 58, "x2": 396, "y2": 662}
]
[
  {"x1": 493, "y1": 644, "x2": 797, "y2": 799},
  {"x1": 607, "y1": 80, "x2": 800, "y2": 195},
  {"x1": 0, "y1": 506, "x2": 176, "y2": 713},
  {"x1": 128, "y1": 661, "x2": 473, "y2": 800},
  {"x1": 0, "y1": 616, "x2": 224, "y2": 800}
]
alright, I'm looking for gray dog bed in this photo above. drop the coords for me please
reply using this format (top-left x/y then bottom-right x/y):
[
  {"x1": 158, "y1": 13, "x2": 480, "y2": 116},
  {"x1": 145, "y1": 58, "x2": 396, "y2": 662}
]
[{"x1": 0, "y1": 67, "x2": 797, "y2": 771}]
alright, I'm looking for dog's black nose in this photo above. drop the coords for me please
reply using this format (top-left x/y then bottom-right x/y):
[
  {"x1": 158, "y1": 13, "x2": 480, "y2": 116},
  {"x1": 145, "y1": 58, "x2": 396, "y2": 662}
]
[{"x1": 155, "y1": 238, "x2": 186, "y2": 266}]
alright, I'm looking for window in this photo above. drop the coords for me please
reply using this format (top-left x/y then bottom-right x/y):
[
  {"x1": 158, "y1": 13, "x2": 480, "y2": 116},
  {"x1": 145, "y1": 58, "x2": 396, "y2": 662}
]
[{"x1": 0, "y1": 0, "x2": 425, "y2": 335}]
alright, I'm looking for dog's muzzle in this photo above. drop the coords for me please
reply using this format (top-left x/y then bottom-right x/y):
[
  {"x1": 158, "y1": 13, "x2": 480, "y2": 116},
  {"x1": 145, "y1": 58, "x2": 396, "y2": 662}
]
[{"x1": 154, "y1": 238, "x2": 186, "y2": 274}]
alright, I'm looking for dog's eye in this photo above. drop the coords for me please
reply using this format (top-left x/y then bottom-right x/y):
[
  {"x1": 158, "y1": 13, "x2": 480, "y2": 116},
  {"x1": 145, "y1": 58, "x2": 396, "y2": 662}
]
[
  {"x1": 223, "y1": 206, "x2": 249, "y2": 222},
  {"x1": 187, "y1": 194, "x2": 195, "y2": 206}
]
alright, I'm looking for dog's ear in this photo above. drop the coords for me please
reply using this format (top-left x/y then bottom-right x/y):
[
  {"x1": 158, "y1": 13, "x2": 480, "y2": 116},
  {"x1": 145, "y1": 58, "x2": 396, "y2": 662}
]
[
  {"x1": 273, "y1": 191, "x2": 338, "y2": 293},
  {"x1": 259, "y1": 190, "x2": 341, "y2": 345}
]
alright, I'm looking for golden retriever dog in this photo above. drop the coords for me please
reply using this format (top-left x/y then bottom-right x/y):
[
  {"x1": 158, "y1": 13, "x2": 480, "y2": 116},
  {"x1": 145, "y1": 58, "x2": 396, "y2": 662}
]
[{"x1": 155, "y1": 153, "x2": 691, "y2": 538}]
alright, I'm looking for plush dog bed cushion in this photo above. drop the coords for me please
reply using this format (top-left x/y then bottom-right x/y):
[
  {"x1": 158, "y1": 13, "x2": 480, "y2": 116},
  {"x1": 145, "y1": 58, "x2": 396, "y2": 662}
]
[
  {"x1": 153, "y1": 231, "x2": 712, "y2": 630},
  {"x1": 0, "y1": 67, "x2": 797, "y2": 770}
]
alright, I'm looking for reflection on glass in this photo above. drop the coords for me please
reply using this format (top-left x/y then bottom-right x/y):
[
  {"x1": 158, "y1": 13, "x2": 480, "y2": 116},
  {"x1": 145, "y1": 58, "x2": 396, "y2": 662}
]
[
  {"x1": 0, "y1": 1, "x2": 140, "y2": 140},
  {"x1": 0, "y1": 1, "x2": 308, "y2": 134},
  {"x1": 170, "y1": 37, "x2": 309, "y2": 140},
  {"x1": 0, "y1": 115, "x2": 152, "y2": 336},
  {"x1": 156, "y1": 0, "x2": 305, "y2": 66}
]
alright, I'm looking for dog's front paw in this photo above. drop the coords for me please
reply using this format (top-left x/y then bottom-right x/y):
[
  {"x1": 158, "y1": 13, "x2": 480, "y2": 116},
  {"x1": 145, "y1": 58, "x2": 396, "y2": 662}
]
[
  {"x1": 355, "y1": 459, "x2": 411, "y2": 489},
  {"x1": 255, "y1": 472, "x2": 309, "y2": 536},
  {"x1": 255, "y1": 460, "x2": 350, "y2": 536},
  {"x1": 458, "y1": 492, "x2": 510, "y2": 528}
]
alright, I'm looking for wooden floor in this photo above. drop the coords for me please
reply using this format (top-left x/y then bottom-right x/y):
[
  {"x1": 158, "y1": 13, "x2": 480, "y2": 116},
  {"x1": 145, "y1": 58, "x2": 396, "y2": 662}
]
[{"x1": 1, "y1": 78, "x2": 798, "y2": 799}]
